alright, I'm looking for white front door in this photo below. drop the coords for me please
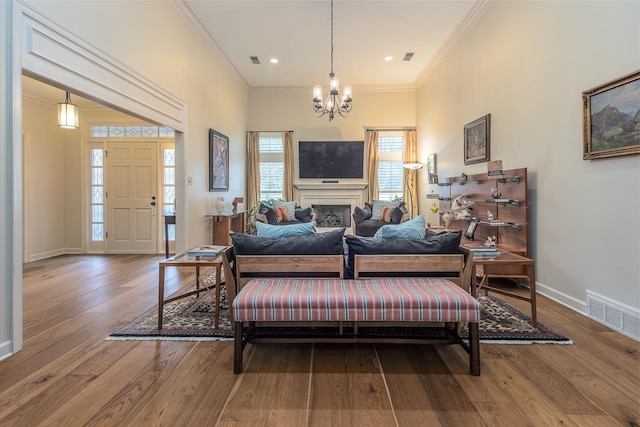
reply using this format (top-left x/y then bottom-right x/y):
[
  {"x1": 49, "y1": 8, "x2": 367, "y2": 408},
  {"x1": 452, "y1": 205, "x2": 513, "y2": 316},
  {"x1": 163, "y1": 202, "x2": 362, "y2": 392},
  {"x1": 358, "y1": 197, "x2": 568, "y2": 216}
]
[{"x1": 106, "y1": 142, "x2": 158, "y2": 253}]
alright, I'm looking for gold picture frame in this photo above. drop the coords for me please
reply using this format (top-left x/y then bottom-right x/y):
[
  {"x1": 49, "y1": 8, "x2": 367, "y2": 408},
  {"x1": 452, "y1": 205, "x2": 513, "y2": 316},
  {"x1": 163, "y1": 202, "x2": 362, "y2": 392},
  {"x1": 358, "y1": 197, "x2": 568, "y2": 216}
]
[
  {"x1": 583, "y1": 70, "x2": 640, "y2": 160},
  {"x1": 464, "y1": 114, "x2": 491, "y2": 165}
]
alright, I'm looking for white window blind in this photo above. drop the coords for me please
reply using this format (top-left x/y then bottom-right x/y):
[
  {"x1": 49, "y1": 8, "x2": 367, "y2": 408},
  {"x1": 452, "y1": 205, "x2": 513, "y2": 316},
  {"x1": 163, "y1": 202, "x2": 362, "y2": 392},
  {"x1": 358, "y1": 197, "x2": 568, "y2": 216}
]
[
  {"x1": 259, "y1": 135, "x2": 284, "y2": 201},
  {"x1": 378, "y1": 134, "x2": 404, "y2": 201}
]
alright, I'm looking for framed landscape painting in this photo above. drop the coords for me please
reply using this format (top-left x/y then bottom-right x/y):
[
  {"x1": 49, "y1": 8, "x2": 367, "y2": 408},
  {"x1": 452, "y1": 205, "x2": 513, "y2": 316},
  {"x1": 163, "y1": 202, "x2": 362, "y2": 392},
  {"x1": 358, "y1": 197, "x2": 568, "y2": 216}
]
[
  {"x1": 464, "y1": 114, "x2": 491, "y2": 165},
  {"x1": 583, "y1": 70, "x2": 640, "y2": 160},
  {"x1": 209, "y1": 128, "x2": 229, "y2": 191}
]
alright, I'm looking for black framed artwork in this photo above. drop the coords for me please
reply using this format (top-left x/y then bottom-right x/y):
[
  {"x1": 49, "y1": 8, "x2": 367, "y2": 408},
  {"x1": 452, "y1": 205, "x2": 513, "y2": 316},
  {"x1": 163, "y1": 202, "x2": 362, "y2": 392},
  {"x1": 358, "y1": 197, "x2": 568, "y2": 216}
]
[
  {"x1": 464, "y1": 114, "x2": 491, "y2": 165},
  {"x1": 209, "y1": 128, "x2": 229, "y2": 191}
]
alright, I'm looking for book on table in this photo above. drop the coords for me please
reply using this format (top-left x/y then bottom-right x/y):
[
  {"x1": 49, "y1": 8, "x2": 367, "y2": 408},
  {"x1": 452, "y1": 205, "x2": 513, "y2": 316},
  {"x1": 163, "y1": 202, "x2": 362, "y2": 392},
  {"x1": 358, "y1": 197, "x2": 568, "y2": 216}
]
[
  {"x1": 462, "y1": 243, "x2": 498, "y2": 252},
  {"x1": 187, "y1": 245, "x2": 227, "y2": 259}
]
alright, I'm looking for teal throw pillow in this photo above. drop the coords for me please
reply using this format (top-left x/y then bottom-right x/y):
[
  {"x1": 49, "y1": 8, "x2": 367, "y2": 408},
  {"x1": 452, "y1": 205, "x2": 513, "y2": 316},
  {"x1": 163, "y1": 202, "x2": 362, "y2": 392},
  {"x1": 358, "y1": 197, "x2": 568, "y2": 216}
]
[
  {"x1": 271, "y1": 199, "x2": 297, "y2": 221},
  {"x1": 256, "y1": 220, "x2": 317, "y2": 238},
  {"x1": 374, "y1": 214, "x2": 426, "y2": 239},
  {"x1": 370, "y1": 200, "x2": 401, "y2": 220}
]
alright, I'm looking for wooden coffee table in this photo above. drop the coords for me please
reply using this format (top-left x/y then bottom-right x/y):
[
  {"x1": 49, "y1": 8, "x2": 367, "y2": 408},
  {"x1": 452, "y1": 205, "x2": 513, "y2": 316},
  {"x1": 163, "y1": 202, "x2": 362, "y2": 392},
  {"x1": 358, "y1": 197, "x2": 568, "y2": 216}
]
[
  {"x1": 472, "y1": 250, "x2": 537, "y2": 326},
  {"x1": 157, "y1": 248, "x2": 228, "y2": 330}
]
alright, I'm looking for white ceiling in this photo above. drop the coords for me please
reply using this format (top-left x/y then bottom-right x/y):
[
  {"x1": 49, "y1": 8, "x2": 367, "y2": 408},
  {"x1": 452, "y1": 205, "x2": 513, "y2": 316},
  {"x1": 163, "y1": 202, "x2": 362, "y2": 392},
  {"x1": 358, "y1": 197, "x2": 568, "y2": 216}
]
[
  {"x1": 183, "y1": 0, "x2": 481, "y2": 89},
  {"x1": 22, "y1": 0, "x2": 484, "y2": 106}
]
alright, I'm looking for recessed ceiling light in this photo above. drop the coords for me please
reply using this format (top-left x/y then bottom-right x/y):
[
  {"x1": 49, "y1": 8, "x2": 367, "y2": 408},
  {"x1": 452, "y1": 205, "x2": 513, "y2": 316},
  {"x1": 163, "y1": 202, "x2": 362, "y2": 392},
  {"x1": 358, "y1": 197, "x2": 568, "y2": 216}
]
[
  {"x1": 384, "y1": 56, "x2": 393, "y2": 62},
  {"x1": 270, "y1": 58, "x2": 278, "y2": 64}
]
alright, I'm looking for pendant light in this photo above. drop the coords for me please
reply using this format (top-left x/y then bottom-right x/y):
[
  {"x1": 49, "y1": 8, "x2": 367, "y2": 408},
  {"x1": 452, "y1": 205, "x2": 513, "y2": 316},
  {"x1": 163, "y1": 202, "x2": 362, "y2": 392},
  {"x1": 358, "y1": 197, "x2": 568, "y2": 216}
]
[{"x1": 58, "y1": 92, "x2": 79, "y2": 129}]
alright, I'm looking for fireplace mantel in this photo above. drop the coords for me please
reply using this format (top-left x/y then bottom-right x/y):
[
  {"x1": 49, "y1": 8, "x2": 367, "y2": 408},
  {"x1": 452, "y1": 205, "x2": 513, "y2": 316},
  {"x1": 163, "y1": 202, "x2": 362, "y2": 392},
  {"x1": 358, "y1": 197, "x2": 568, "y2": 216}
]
[{"x1": 294, "y1": 183, "x2": 368, "y2": 190}]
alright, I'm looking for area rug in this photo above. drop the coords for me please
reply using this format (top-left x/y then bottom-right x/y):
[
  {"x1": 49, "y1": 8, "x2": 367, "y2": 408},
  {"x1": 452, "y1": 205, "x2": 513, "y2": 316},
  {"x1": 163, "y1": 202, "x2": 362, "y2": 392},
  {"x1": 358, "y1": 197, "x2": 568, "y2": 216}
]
[{"x1": 108, "y1": 281, "x2": 571, "y2": 344}]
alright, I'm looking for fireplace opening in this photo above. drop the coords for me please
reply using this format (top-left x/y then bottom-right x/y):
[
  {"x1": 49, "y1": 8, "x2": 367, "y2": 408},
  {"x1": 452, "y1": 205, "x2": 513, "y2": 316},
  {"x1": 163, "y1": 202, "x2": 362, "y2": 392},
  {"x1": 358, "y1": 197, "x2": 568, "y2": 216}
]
[{"x1": 312, "y1": 204, "x2": 351, "y2": 228}]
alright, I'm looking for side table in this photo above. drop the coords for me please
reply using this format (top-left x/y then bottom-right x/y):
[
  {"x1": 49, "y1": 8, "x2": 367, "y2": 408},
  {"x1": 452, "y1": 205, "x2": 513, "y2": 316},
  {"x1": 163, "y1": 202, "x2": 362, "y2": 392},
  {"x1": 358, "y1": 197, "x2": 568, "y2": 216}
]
[
  {"x1": 157, "y1": 249, "x2": 227, "y2": 329},
  {"x1": 472, "y1": 250, "x2": 537, "y2": 326},
  {"x1": 207, "y1": 212, "x2": 245, "y2": 245}
]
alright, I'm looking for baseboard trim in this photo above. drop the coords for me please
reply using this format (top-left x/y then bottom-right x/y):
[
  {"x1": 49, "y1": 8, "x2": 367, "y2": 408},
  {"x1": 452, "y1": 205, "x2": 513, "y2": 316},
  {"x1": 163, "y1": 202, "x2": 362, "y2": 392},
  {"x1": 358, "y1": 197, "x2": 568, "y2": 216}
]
[
  {"x1": 0, "y1": 340, "x2": 13, "y2": 361},
  {"x1": 535, "y1": 281, "x2": 587, "y2": 315},
  {"x1": 28, "y1": 248, "x2": 65, "y2": 262}
]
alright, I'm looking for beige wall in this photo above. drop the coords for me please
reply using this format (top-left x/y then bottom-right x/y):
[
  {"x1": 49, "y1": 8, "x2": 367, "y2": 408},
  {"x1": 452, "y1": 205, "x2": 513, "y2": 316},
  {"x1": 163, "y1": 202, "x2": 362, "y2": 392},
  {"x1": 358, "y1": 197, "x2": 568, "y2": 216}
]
[
  {"x1": 416, "y1": 0, "x2": 640, "y2": 311},
  {"x1": 249, "y1": 87, "x2": 416, "y2": 183}
]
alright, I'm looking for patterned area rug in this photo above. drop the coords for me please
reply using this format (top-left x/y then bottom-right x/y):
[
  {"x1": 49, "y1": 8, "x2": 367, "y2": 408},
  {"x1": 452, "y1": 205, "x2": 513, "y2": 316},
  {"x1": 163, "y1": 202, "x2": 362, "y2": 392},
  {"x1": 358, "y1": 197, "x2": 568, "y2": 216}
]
[{"x1": 108, "y1": 280, "x2": 571, "y2": 344}]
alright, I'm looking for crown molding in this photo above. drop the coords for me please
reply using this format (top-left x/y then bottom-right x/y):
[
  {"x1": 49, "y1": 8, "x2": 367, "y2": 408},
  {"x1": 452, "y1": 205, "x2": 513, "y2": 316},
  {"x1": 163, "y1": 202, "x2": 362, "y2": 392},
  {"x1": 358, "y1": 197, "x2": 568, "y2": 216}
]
[
  {"x1": 416, "y1": 0, "x2": 492, "y2": 88},
  {"x1": 171, "y1": 0, "x2": 249, "y2": 90},
  {"x1": 249, "y1": 83, "x2": 417, "y2": 95}
]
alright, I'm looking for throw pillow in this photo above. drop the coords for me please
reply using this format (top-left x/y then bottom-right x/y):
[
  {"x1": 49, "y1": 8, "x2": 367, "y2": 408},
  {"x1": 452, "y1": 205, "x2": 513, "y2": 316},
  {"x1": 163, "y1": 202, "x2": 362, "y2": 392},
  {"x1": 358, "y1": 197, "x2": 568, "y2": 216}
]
[
  {"x1": 231, "y1": 228, "x2": 346, "y2": 255},
  {"x1": 353, "y1": 206, "x2": 372, "y2": 224},
  {"x1": 271, "y1": 200, "x2": 297, "y2": 221},
  {"x1": 259, "y1": 203, "x2": 278, "y2": 224},
  {"x1": 273, "y1": 206, "x2": 289, "y2": 223},
  {"x1": 255, "y1": 220, "x2": 317, "y2": 238},
  {"x1": 390, "y1": 205, "x2": 408, "y2": 224},
  {"x1": 370, "y1": 200, "x2": 401, "y2": 220},
  {"x1": 379, "y1": 206, "x2": 395, "y2": 223},
  {"x1": 343, "y1": 230, "x2": 462, "y2": 278},
  {"x1": 374, "y1": 214, "x2": 426, "y2": 239},
  {"x1": 295, "y1": 206, "x2": 313, "y2": 223}
]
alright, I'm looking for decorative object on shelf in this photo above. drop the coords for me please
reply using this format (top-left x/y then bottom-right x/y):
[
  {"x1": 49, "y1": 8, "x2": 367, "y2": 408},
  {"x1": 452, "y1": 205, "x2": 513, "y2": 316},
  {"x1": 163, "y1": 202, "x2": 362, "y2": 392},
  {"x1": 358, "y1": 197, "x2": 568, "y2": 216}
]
[
  {"x1": 232, "y1": 197, "x2": 243, "y2": 214},
  {"x1": 464, "y1": 113, "x2": 491, "y2": 165},
  {"x1": 441, "y1": 211, "x2": 452, "y2": 228},
  {"x1": 488, "y1": 160, "x2": 504, "y2": 179},
  {"x1": 484, "y1": 235, "x2": 497, "y2": 247},
  {"x1": 490, "y1": 186, "x2": 501, "y2": 199},
  {"x1": 215, "y1": 196, "x2": 226, "y2": 214},
  {"x1": 427, "y1": 153, "x2": 438, "y2": 183},
  {"x1": 464, "y1": 218, "x2": 479, "y2": 240},
  {"x1": 451, "y1": 193, "x2": 475, "y2": 212},
  {"x1": 430, "y1": 203, "x2": 439, "y2": 213},
  {"x1": 57, "y1": 91, "x2": 79, "y2": 129},
  {"x1": 209, "y1": 128, "x2": 229, "y2": 191},
  {"x1": 460, "y1": 172, "x2": 468, "y2": 185},
  {"x1": 486, "y1": 210, "x2": 494, "y2": 221},
  {"x1": 312, "y1": 0, "x2": 352, "y2": 121},
  {"x1": 582, "y1": 70, "x2": 639, "y2": 160}
]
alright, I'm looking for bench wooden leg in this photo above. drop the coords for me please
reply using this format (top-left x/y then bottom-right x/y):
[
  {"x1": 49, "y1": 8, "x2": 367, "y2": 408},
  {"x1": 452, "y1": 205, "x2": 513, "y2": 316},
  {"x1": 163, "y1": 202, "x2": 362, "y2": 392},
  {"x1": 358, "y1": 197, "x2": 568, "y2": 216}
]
[
  {"x1": 468, "y1": 322, "x2": 481, "y2": 376},
  {"x1": 234, "y1": 321, "x2": 244, "y2": 374}
]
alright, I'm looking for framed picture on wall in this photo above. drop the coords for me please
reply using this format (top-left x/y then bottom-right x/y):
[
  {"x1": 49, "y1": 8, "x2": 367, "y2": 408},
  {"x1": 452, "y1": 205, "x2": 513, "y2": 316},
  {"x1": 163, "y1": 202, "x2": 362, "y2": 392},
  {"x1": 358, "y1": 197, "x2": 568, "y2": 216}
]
[
  {"x1": 583, "y1": 70, "x2": 640, "y2": 160},
  {"x1": 427, "y1": 153, "x2": 438, "y2": 183},
  {"x1": 209, "y1": 128, "x2": 229, "y2": 191},
  {"x1": 464, "y1": 114, "x2": 491, "y2": 165}
]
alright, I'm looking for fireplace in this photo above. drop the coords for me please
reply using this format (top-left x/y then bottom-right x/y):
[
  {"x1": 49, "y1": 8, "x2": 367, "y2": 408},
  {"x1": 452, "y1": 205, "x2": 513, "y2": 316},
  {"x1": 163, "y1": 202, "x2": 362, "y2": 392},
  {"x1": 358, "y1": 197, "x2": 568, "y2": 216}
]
[{"x1": 312, "y1": 204, "x2": 351, "y2": 228}]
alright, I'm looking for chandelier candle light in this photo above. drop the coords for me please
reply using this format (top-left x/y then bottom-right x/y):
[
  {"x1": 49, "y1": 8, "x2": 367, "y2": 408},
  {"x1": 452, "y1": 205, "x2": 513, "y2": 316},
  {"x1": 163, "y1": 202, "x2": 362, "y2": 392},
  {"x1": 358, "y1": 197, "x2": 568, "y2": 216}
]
[{"x1": 313, "y1": 0, "x2": 352, "y2": 121}]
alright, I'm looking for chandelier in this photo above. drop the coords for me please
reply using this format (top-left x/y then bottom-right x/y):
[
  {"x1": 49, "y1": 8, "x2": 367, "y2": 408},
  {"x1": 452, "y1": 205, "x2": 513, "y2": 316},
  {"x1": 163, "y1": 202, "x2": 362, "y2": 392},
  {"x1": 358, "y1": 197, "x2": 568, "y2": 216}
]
[{"x1": 312, "y1": 0, "x2": 352, "y2": 121}]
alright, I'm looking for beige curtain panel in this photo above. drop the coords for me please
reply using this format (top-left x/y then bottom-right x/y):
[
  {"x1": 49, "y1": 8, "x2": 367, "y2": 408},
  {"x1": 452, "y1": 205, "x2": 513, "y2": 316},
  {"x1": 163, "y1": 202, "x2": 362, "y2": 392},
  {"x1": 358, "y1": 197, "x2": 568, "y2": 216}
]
[
  {"x1": 366, "y1": 130, "x2": 379, "y2": 202},
  {"x1": 403, "y1": 129, "x2": 418, "y2": 218},
  {"x1": 283, "y1": 131, "x2": 294, "y2": 201},
  {"x1": 245, "y1": 132, "x2": 261, "y2": 210}
]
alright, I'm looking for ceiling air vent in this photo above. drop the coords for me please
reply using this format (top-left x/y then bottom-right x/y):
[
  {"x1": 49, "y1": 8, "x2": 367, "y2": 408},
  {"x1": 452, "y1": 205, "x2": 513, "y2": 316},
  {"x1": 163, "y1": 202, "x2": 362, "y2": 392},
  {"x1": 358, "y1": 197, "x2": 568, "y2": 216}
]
[
  {"x1": 250, "y1": 56, "x2": 260, "y2": 64},
  {"x1": 403, "y1": 52, "x2": 414, "y2": 62}
]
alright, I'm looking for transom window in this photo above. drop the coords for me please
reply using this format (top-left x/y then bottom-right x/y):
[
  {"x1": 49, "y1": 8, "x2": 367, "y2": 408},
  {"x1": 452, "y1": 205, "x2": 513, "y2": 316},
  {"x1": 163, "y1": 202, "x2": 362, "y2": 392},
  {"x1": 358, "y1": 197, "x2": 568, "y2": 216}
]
[{"x1": 90, "y1": 125, "x2": 174, "y2": 138}]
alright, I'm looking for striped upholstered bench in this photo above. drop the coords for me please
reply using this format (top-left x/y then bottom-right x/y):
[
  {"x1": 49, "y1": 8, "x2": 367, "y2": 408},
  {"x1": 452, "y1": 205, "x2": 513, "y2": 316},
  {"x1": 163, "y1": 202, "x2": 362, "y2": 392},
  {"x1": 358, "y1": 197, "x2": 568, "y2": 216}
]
[{"x1": 232, "y1": 253, "x2": 481, "y2": 375}]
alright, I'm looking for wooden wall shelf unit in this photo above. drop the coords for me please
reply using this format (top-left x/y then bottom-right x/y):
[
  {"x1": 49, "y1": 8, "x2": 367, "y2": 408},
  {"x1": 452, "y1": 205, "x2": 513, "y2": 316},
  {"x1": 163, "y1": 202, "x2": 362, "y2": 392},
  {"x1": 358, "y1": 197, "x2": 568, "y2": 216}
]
[{"x1": 438, "y1": 167, "x2": 529, "y2": 278}]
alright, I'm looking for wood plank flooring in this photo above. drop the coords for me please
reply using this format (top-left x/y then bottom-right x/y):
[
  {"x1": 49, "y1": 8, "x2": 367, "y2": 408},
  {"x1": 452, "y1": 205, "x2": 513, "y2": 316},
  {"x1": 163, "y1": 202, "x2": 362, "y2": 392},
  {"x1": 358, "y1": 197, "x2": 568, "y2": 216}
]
[{"x1": 1, "y1": 254, "x2": 638, "y2": 426}]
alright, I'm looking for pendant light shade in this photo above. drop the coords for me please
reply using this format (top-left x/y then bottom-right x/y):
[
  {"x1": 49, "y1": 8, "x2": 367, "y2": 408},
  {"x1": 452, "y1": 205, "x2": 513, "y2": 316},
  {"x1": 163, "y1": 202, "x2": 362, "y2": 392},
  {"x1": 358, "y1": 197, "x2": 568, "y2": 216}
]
[{"x1": 58, "y1": 92, "x2": 79, "y2": 129}]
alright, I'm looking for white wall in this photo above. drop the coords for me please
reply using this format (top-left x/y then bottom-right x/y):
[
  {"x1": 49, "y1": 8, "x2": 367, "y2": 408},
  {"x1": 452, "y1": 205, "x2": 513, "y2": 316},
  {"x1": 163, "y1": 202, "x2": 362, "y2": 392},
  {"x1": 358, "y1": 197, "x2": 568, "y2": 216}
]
[
  {"x1": 25, "y1": 0, "x2": 249, "y2": 249},
  {"x1": 416, "y1": 0, "x2": 640, "y2": 311}
]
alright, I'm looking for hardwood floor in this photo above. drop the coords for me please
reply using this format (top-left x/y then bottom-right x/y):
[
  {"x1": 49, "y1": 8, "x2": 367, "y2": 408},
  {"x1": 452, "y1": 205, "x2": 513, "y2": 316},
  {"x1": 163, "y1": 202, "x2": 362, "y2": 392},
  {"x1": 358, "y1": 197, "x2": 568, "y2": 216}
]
[{"x1": 1, "y1": 254, "x2": 638, "y2": 426}]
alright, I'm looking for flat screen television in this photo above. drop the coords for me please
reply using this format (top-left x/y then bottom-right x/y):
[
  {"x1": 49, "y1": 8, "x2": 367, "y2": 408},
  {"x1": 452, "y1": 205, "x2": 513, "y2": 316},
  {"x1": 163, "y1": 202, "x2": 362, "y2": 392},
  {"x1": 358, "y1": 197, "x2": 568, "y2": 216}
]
[{"x1": 298, "y1": 141, "x2": 364, "y2": 179}]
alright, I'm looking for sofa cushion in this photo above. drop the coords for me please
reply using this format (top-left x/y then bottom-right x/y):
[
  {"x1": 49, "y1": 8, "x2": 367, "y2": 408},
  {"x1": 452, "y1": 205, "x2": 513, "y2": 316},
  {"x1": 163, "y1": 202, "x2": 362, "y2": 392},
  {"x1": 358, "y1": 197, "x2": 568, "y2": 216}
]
[
  {"x1": 374, "y1": 214, "x2": 426, "y2": 239},
  {"x1": 344, "y1": 230, "x2": 462, "y2": 278},
  {"x1": 354, "y1": 220, "x2": 387, "y2": 237},
  {"x1": 391, "y1": 205, "x2": 408, "y2": 224},
  {"x1": 353, "y1": 206, "x2": 372, "y2": 224},
  {"x1": 273, "y1": 206, "x2": 289, "y2": 223},
  {"x1": 256, "y1": 220, "x2": 317, "y2": 238},
  {"x1": 231, "y1": 227, "x2": 346, "y2": 255},
  {"x1": 272, "y1": 200, "x2": 297, "y2": 221},
  {"x1": 295, "y1": 206, "x2": 313, "y2": 223}
]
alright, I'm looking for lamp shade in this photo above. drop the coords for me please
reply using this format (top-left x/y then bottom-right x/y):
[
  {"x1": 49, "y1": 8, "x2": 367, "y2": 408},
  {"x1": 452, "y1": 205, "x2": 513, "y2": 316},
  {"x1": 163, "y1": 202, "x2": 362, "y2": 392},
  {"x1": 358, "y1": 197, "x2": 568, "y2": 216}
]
[
  {"x1": 58, "y1": 92, "x2": 79, "y2": 129},
  {"x1": 403, "y1": 162, "x2": 423, "y2": 170}
]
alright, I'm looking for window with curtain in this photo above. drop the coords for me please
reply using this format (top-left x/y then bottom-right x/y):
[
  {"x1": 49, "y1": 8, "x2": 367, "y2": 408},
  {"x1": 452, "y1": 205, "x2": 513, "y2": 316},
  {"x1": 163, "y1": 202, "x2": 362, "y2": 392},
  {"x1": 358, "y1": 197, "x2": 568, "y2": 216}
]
[
  {"x1": 259, "y1": 134, "x2": 284, "y2": 201},
  {"x1": 377, "y1": 133, "x2": 404, "y2": 201}
]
